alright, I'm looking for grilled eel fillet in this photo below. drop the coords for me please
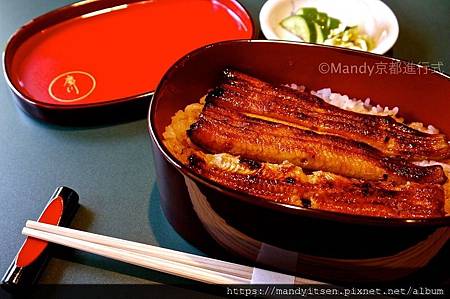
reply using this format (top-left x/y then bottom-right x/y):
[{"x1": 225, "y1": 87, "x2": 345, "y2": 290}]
[
  {"x1": 188, "y1": 104, "x2": 446, "y2": 184},
  {"x1": 205, "y1": 69, "x2": 450, "y2": 161},
  {"x1": 187, "y1": 153, "x2": 445, "y2": 218}
]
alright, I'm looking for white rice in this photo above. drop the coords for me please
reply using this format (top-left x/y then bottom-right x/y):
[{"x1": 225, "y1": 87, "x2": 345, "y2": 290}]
[
  {"x1": 313, "y1": 88, "x2": 400, "y2": 117},
  {"x1": 286, "y1": 84, "x2": 439, "y2": 135}
]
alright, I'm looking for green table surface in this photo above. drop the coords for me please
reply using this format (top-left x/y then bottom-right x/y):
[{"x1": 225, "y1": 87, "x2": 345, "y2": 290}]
[{"x1": 0, "y1": 0, "x2": 448, "y2": 287}]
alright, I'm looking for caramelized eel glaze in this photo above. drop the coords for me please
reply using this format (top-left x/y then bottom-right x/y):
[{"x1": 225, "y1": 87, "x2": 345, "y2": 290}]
[
  {"x1": 187, "y1": 153, "x2": 445, "y2": 218},
  {"x1": 206, "y1": 69, "x2": 450, "y2": 161},
  {"x1": 189, "y1": 103, "x2": 446, "y2": 184},
  {"x1": 162, "y1": 70, "x2": 449, "y2": 218}
]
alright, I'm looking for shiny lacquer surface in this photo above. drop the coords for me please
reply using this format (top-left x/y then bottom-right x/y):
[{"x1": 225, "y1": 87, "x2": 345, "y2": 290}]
[
  {"x1": 9, "y1": 0, "x2": 253, "y2": 106},
  {"x1": 16, "y1": 196, "x2": 63, "y2": 267}
]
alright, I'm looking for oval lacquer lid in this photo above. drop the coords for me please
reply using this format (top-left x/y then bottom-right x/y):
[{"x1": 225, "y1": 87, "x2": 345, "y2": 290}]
[{"x1": 3, "y1": 0, "x2": 255, "y2": 125}]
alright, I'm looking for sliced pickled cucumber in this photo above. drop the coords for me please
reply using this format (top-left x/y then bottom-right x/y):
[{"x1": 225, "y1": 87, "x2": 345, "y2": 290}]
[
  {"x1": 314, "y1": 22, "x2": 324, "y2": 43},
  {"x1": 296, "y1": 8, "x2": 334, "y2": 39},
  {"x1": 295, "y1": 7, "x2": 318, "y2": 18},
  {"x1": 316, "y1": 12, "x2": 330, "y2": 37},
  {"x1": 328, "y1": 17, "x2": 341, "y2": 30},
  {"x1": 316, "y1": 12, "x2": 328, "y2": 25},
  {"x1": 307, "y1": 20, "x2": 317, "y2": 43},
  {"x1": 282, "y1": 6, "x2": 373, "y2": 50},
  {"x1": 280, "y1": 15, "x2": 312, "y2": 42}
]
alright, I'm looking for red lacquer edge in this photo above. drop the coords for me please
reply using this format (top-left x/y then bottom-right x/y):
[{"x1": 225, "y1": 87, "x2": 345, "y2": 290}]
[{"x1": 2, "y1": 0, "x2": 257, "y2": 125}]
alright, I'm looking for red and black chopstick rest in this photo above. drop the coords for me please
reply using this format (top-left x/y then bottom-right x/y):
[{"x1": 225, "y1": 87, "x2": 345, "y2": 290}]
[{"x1": 1, "y1": 186, "x2": 79, "y2": 291}]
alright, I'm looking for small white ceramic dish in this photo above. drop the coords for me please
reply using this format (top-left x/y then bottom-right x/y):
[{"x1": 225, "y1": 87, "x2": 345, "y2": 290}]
[{"x1": 259, "y1": 0, "x2": 399, "y2": 54}]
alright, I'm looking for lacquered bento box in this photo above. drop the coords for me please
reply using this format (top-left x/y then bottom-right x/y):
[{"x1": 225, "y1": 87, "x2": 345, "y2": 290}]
[
  {"x1": 149, "y1": 40, "x2": 450, "y2": 283},
  {"x1": 3, "y1": 0, "x2": 255, "y2": 125}
]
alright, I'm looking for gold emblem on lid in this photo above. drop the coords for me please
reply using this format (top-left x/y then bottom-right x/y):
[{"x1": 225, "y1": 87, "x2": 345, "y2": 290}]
[{"x1": 49, "y1": 71, "x2": 96, "y2": 102}]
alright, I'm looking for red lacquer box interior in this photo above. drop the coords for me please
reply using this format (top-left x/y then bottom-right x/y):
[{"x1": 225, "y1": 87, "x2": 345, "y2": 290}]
[{"x1": 3, "y1": 0, "x2": 255, "y2": 125}]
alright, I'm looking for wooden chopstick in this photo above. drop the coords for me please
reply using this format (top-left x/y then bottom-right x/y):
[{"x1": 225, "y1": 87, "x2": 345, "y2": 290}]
[
  {"x1": 25, "y1": 220, "x2": 253, "y2": 280},
  {"x1": 22, "y1": 226, "x2": 248, "y2": 284},
  {"x1": 23, "y1": 221, "x2": 252, "y2": 284},
  {"x1": 24, "y1": 221, "x2": 307, "y2": 285}
]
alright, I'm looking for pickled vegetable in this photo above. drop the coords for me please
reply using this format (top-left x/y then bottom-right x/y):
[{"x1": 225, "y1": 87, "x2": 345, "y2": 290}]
[{"x1": 279, "y1": 7, "x2": 374, "y2": 51}]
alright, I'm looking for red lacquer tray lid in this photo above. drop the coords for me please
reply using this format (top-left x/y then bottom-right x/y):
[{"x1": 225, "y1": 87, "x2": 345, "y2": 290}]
[{"x1": 3, "y1": 0, "x2": 255, "y2": 125}]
